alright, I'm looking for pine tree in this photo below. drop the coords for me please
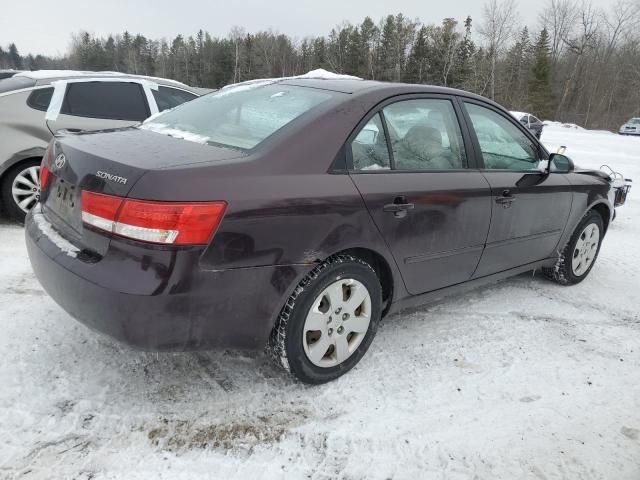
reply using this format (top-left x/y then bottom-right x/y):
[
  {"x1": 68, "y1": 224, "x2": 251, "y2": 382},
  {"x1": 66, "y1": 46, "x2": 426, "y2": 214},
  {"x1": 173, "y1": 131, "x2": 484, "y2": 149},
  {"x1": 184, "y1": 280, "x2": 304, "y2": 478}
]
[
  {"x1": 529, "y1": 28, "x2": 554, "y2": 120},
  {"x1": 8, "y1": 43, "x2": 22, "y2": 69}
]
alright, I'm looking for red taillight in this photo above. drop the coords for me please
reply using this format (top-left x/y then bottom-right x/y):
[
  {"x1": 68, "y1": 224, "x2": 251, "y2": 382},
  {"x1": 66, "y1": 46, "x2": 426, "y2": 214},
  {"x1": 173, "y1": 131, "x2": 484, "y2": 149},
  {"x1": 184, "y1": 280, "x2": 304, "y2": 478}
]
[
  {"x1": 39, "y1": 166, "x2": 51, "y2": 190},
  {"x1": 40, "y1": 147, "x2": 54, "y2": 189},
  {"x1": 81, "y1": 191, "x2": 226, "y2": 245}
]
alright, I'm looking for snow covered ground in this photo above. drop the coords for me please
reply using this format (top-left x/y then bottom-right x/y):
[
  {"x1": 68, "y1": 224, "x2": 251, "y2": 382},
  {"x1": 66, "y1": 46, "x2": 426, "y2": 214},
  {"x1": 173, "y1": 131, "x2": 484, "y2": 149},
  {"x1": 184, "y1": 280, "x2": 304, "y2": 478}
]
[{"x1": 1, "y1": 124, "x2": 639, "y2": 480}]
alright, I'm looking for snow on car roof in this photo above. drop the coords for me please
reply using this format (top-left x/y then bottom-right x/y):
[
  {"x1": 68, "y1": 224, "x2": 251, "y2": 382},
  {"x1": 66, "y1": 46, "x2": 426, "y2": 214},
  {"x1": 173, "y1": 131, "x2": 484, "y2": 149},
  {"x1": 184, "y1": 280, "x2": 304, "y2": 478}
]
[
  {"x1": 15, "y1": 70, "x2": 189, "y2": 87},
  {"x1": 510, "y1": 111, "x2": 527, "y2": 120}
]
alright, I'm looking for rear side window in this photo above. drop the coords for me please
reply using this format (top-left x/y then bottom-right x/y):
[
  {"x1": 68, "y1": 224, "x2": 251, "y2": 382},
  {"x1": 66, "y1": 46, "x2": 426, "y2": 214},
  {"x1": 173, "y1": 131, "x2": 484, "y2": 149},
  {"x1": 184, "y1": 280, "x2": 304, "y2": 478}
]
[
  {"x1": 61, "y1": 82, "x2": 149, "y2": 121},
  {"x1": 351, "y1": 113, "x2": 391, "y2": 171},
  {"x1": 27, "y1": 87, "x2": 54, "y2": 111},
  {"x1": 141, "y1": 84, "x2": 333, "y2": 150},
  {"x1": 152, "y1": 86, "x2": 197, "y2": 112}
]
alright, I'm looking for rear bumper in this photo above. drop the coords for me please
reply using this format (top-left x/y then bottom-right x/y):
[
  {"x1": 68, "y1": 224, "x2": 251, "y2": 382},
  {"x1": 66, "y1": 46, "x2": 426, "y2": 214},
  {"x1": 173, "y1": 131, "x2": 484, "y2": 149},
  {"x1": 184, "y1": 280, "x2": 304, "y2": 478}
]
[{"x1": 25, "y1": 212, "x2": 311, "y2": 351}]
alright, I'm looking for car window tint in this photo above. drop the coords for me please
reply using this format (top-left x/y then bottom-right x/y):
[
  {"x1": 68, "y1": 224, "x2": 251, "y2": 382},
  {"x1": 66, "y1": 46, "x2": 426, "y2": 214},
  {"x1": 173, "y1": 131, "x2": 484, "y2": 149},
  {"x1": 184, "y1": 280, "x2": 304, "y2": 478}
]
[
  {"x1": 27, "y1": 87, "x2": 54, "y2": 111},
  {"x1": 152, "y1": 86, "x2": 198, "y2": 112},
  {"x1": 141, "y1": 84, "x2": 333, "y2": 150},
  {"x1": 351, "y1": 113, "x2": 390, "y2": 171},
  {"x1": 61, "y1": 82, "x2": 149, "y2": 121},
  {"x1": 465, "y1": 103, "x2": 539, "y2": 171},
  {"x1": 382, "y1": 99, "x2": 466, "y2": 170}
]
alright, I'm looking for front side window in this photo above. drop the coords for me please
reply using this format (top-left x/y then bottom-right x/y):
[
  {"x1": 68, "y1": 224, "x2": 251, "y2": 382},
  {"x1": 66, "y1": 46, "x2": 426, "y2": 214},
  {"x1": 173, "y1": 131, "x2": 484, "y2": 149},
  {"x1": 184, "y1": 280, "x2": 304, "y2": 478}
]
[
  {"x1": 382, "y1": 99, "x2": 466, "y2": 170},
  {"x1": 61, "y1": 82, "x2": 149, "y2": 121},
  {"x1": 465, "y1": 103, "x2": 539, "y2": 171},
  {"x1": 141, "y1": 83, "x2": 333, "y2": 150},
  {"x1": 152, "y1": 86, "x2": 198, "y2": 112},
  {"x1": 530, "y1": 115, "x2": 541, "y2": 124},
  {"x1": 351, "y1": 113, "x2": 391, "y2": 170}
]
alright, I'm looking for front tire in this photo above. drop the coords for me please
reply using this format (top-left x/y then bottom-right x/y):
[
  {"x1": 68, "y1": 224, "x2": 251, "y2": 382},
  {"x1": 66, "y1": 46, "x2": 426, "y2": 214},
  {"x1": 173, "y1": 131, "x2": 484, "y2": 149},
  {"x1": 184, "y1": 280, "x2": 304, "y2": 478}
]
[
  {"x1": 543, "y1": 210, "x2": 604, "y2": 285},
  {"x1": 1, "y1": 160, "x2": 42, "y2": 223},
  {"x1": 268, "y1": 255, "x2": 382, "y2": 384}
]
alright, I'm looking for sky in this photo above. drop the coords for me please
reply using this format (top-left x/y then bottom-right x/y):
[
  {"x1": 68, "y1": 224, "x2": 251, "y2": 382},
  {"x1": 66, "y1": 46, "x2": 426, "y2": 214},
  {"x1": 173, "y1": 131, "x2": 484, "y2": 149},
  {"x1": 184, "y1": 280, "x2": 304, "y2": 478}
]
[{"x1": 1, "y1": 0, "x2": 622, "y2": 57}]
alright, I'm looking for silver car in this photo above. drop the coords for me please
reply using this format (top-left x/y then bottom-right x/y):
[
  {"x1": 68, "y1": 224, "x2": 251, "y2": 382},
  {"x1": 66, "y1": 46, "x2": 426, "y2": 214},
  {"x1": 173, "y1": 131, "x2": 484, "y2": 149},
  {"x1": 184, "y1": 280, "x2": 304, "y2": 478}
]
[
  {"x1": 619, "y1": 117, "x2": 640, "y2": 136},
  {"x1": 0, "y1": 70, "x2": 203, "y2": 222}
]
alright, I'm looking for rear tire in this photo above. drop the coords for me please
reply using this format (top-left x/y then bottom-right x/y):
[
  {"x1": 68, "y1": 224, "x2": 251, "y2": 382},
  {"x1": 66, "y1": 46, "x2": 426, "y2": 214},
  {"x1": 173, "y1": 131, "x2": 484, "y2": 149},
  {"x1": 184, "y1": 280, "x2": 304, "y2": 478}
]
[
  {"x1": 543, "y1": 210, "x2": 604, "y2": 285},
  {"x1": 1, "y1": 159, "x2": 42, "y2": 224},
  {"x1": 268, "y1": 254, "x2": 382, "y2": 384}
]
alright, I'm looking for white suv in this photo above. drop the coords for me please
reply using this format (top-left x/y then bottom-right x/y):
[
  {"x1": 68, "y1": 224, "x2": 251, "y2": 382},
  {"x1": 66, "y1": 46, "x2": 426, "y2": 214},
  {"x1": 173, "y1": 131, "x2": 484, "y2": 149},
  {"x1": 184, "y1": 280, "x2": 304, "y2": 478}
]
[{"x1": 0, "y1": 70, "x2": 204, "y2": 222}]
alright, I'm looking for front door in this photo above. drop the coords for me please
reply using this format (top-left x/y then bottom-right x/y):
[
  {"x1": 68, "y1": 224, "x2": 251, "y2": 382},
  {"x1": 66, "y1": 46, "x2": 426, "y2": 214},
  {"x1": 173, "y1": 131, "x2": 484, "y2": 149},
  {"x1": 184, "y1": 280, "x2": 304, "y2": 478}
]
[
  {"x1": 461, "y1": 101, "x2": 573, "y2": 277},
  {"x1": 348, "y1": 96, "x2": 492, "y2": 295}
]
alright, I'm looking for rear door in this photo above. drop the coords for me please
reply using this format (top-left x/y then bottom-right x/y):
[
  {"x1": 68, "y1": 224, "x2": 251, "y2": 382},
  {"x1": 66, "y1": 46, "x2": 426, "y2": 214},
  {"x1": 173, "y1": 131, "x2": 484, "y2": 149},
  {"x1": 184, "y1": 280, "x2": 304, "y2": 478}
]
[
  {"x1": 46, "y1": 81, "x2": 150, "y2": 134},
  {"x1": 460, "y1": 100, "x2": 572, "y2": 277},
  {"x1": 348, "y1": 95, "x2": 492, "y2": 295}
]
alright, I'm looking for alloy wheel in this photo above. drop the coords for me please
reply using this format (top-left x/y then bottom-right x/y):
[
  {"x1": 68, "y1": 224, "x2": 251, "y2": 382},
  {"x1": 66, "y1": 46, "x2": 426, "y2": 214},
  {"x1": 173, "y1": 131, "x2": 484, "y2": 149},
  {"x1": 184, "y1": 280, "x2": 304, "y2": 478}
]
[{"x1": 11, "y1": 165, "x2": 41, "y2": 213}]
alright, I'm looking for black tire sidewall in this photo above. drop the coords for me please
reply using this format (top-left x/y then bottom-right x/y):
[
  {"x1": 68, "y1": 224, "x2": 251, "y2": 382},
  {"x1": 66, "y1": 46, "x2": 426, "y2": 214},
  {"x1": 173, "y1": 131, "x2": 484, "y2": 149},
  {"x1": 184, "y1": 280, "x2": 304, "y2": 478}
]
[
  {"x1": 564, "y1": 211, "x2": 604, "y2": 283},
  {"x1": 1, "y1": 159, "x2": 41, "y2": 224},
  {"x1": 284, "y1": 260, "x2": 382, "y2": 384}
]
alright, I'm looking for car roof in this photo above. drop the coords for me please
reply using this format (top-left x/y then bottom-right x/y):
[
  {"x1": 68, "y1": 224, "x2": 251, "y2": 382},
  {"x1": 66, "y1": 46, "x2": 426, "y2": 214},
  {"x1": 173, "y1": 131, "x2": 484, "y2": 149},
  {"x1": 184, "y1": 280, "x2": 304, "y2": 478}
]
[
  {"x1": 14, "y1": 70, "x2": 192, "y2": 89},
  {"x1": 280, "y1": 77, "x2": 497, "y2": 105}
]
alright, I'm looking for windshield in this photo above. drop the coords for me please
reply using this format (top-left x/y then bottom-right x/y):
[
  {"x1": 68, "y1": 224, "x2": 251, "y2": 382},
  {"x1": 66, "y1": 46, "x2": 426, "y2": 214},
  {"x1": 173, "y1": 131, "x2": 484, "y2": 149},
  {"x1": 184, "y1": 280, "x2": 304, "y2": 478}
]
[
  {"x1": 140, "y1": 83, "x2": 334, "y2": 150},
  {"x1": 628, "y1": 118, "x2": 640, "y2": 125}
]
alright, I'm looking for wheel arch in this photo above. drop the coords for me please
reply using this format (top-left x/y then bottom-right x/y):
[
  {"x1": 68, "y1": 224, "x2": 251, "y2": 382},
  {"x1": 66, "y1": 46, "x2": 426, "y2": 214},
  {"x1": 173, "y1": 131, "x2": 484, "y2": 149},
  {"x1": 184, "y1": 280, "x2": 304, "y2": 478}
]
[
  {"x1": 330, "y1": 246, "x2": 395, "y2": 316},
  {"x1": 588, "y1": 200, "x2": 612, "y2": 233},
  {"x1": 0, "y1": 148, "x2": 47, "y2": 180}
]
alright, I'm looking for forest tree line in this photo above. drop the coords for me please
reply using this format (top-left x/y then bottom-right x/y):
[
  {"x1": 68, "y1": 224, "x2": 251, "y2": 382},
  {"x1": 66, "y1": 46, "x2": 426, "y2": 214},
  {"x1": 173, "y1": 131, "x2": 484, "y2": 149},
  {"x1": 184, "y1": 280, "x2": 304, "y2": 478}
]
[{"x1": 1, "y1": 0, "x2": 639, "y2": 130}]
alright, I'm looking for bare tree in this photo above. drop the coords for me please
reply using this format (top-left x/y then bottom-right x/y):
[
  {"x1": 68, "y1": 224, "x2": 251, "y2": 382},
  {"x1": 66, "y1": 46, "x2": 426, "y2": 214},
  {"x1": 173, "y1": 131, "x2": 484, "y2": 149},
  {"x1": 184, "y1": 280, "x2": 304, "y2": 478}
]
[
  {"x1": 539, "y1": 0, "x2": 579, "y2": 64},
  {"x1": 556, "y1": 0, "x2": 599, "y2": 117},
  {"x1": 479, "y1": 0, "x2": 518, "y2": 99},
  {"x1": 229, "y1": 26, "x2": 245, "y2": 83}
]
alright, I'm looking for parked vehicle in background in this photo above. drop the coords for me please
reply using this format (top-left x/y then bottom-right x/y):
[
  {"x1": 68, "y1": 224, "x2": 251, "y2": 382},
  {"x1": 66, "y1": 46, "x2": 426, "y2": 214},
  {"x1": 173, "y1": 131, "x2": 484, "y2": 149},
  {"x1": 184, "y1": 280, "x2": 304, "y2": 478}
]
[
  {"x1": 0, "y1": 69, "x2": 22, "y2": 80},
  {"x1": 510, "y1": 111, "x2": 544, "y2": 139},
  {"x1": 26, "y1": 74, "x2": 619, "y2": 384},
  {"x1": 619, "y1": 118, "x2": 640, "y2": 136},
  {"x1": 0, "y1": 70, "x2": 202, "y2": 222}
]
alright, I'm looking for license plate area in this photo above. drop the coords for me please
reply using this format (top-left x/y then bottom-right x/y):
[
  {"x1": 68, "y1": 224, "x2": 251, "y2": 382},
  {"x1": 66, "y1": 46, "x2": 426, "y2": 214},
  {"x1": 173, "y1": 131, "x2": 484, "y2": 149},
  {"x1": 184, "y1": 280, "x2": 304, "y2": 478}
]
[{"x1": 44, "y1": 177, "x2": 83, "y2": 234}]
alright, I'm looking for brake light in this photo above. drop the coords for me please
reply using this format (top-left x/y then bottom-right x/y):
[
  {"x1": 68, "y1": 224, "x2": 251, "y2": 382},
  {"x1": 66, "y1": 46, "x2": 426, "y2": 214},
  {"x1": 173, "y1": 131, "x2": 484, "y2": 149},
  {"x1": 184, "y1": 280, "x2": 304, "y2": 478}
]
[
  {"x1": 40, "y1": 147, "x2": 54, "y2": 189},
  {"x1": 81, "y1": 191, "x2": 226, "y2": 245},
  {"x1": 40, "y1": 166, "x2": 51, "y2": 190}
]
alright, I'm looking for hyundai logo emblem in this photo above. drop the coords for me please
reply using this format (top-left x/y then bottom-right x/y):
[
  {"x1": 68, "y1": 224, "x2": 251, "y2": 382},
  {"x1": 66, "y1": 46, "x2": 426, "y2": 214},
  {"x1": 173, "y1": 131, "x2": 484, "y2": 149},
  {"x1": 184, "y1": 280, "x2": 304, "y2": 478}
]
[{"x1": 54, "y1": 153, "x2": 66, "y2": 169}]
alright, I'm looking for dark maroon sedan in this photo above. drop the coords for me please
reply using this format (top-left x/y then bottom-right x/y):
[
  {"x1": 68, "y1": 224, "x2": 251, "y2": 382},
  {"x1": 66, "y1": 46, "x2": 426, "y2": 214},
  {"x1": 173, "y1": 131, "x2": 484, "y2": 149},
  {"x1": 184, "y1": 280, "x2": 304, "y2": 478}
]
[{"x1": 26, "y1": 77, "x2": 615, "y2": 383}]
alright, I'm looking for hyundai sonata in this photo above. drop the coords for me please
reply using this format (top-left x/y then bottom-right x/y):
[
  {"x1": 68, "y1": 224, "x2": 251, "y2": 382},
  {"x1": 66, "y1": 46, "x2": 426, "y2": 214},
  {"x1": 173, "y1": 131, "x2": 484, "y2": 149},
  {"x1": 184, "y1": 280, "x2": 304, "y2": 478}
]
[{"x1": 26, "y1": 75, "x2": 616, "y2": 384}]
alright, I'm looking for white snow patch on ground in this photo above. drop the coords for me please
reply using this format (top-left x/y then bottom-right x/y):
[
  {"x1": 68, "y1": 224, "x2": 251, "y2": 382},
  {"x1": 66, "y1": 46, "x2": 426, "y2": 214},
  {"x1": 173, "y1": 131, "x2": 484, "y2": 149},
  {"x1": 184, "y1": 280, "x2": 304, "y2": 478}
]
[{"x1": 0, "y1": 124, "x2": 639, "y2": 479}]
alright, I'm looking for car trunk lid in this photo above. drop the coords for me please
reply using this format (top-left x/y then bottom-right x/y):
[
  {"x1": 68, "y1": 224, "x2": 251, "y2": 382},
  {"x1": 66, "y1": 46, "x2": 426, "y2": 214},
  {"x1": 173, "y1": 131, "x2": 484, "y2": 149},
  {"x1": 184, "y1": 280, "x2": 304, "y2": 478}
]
[{"x1": 40, "y1": 128, "x2": 244, "y2": 255}]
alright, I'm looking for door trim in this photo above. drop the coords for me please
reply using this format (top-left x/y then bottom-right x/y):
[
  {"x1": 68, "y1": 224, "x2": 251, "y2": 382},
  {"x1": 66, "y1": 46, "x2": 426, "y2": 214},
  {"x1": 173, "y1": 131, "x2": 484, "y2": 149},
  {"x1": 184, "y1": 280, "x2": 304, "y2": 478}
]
[
  {"x1": 405, "y1": 244, "x2": 485, "y2": 264},
  {"x1": 484, "y1": 229, "x2": 562, "y2": 249}
]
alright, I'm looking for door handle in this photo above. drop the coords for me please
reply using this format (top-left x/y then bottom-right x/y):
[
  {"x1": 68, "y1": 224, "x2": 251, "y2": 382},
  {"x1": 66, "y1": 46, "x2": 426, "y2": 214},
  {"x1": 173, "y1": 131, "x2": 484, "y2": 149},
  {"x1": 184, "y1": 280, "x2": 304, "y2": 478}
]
[
  {"x1": 383, "y1": 196, "x2": 415, "y2": 218},
  {"x1": 495, "y1": 189, "x2": 516, "y2": 207}
]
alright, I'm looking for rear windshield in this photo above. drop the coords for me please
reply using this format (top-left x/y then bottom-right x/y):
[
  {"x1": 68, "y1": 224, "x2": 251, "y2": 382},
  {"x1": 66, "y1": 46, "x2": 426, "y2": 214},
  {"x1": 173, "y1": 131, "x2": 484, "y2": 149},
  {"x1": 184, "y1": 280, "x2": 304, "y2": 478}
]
[
  {"x1": 0, "y1": 76, "x2": 37, "y2": 94},
  {"x1": 139, "y1": 83, "x2": 333, "y2": 150}
]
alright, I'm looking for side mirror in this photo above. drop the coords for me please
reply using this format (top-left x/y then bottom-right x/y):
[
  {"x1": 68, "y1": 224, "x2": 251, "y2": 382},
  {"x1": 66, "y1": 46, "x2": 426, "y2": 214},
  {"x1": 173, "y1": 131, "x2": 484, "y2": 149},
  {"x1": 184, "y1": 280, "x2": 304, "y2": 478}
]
[{"x1": 549, "y1": 153, "x2": 574, "y2": 173}]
